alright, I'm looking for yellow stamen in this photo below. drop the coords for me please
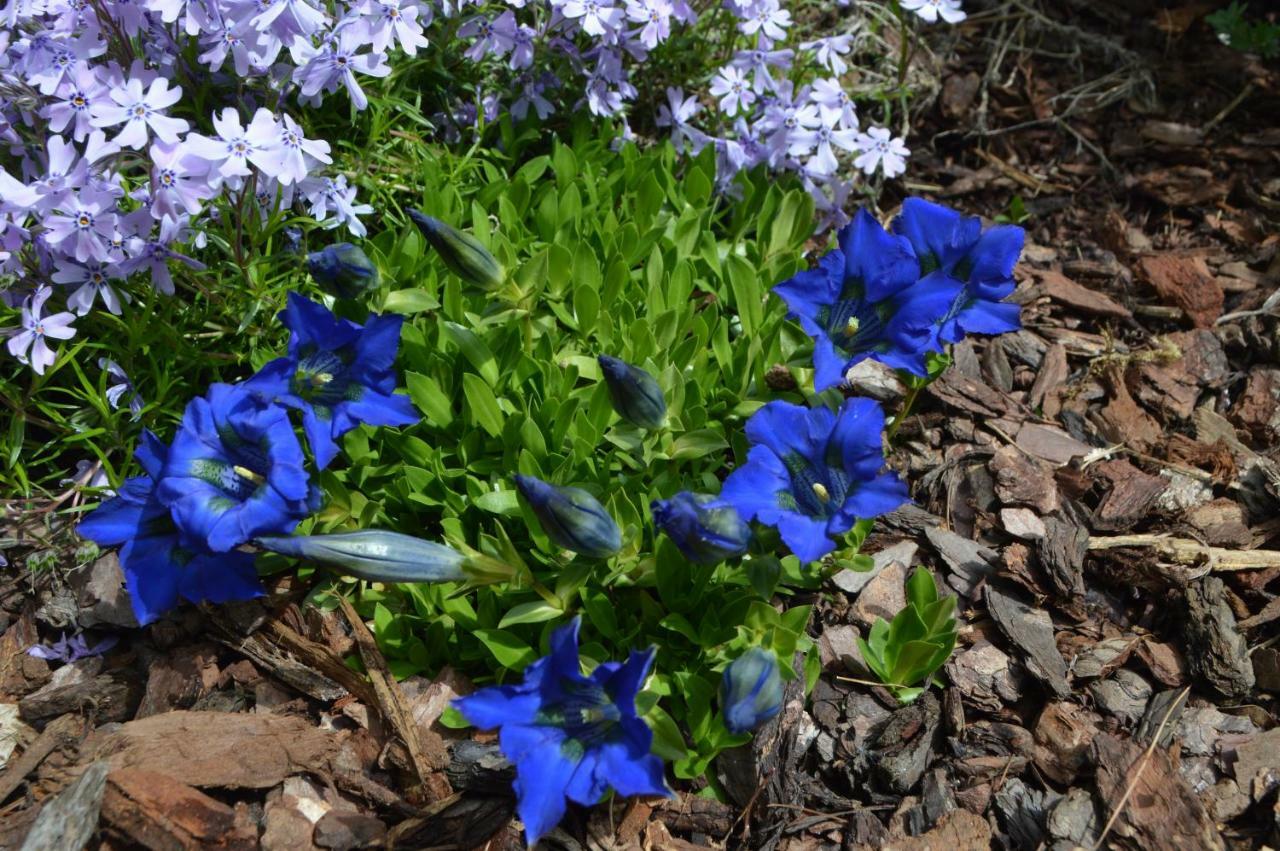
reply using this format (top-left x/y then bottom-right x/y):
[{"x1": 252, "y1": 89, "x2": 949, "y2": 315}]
[
  {"x1": 311, "y1": 372, "x2": 334, "y2": 386},
  {"x1": 811, "y1": 483, "x2": 830, "y2": 503},
  {"x1": 844, "y1": 317, "x2": 860, "y2": 337},
  {"x1": 233, "y1": 465, "x2": 265, "y2": 486}
]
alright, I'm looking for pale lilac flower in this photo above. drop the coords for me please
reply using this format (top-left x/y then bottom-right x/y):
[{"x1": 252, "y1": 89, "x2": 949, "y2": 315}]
[
  {"x1": 561, "y1": 0, "x2": 624, "y2": 38},
  {"x1": 6, "y1": 286, "x2": 76, "y2": 375},
  {"x1": 262, "y1": 113, "x2": 331, "y2": 185},
  {"x1": 26, "y1": 32, "x2": 105, "y2": 95},
  {"x1": 810, "y1": 78, "x2": 857, "y2": 129},
  {"x1": 148, "y1": 141, "x2": 216, "y2": 221},
  {"x1": 802, "y1": 34, "x2": 852, "y2": 74},
  {"x1": 253, "y1": 0, "x2": 329, "y2": 37},
  {"x1": 99, "y1": 357, "x2": 144, "y2": 418},
  {"x1": 731, "y1": 44, "x2": 793, "y2": 93},
  {"x1": 42, "y1": 65, "x2": 108, "y2": 141},
  {"x1": 122, "y1": 215, "x2": 206, "y2": 295},
  {"x1": 625, "y1": 0, "x2": 671, "y2": 48},
  {"x1": 61, "y1": 458, "x2": 113, "y2": 490},
  {"x1": 460, "y1": 11, "x2": 517, "y2": 61},
  {"x1": 53, "y1": 259, "x2": 130, "y2": 315},
  {"x1": 510, "y1": 24, "x2": 537, "y2": 68},
  {"x1": 90, "y1": 75, "x2": 188, "y2": 149},
  {"x1": 197, "y1": 22, "x2": 259, "y2": 76},
  {"x1": 28, "y1": 135, "x2": 87, "y2": 206},
  {"x1": 511, "y1": 73, "x2": 556, "y2": 120},
  {"x1": 854, "y1": 126, "x2": 910, "y2": 178},
  {"x1": 291, "y1": 29, "x2": 391, "y2": 110},
  {"x1": 810, "y1": 177, "x2": 853, "y2": 231},
  {"x1": 42, "y1": 190, "x2": 118, "y2": 263},
  {"x1": 28, "y1": 632, "x2": 117, "y2": 664},
  {"x1": 298, "y1": 174, "x2": 372, "y2": 237},
  {"x1": 656, "y1": 86, "x2": 704, "y2": 152},
  {"x1": 791, "y1": 115, "x2": 857, "y2": 176},
  {"x1": 739, "y1": 0, "x2": 790, "y2": 44},
  {"x1": 901, "y1": 0, "x2": 965, "y2": 24},
  {"x1": 361, "y1": 0, "x2": 431, "y2": 55},
  {"x1": 184, "y1": 108, "x2": 282, "y2": 183},
  {"x1": 710, "y1": 65, "x2": 754, "y2": 115}
]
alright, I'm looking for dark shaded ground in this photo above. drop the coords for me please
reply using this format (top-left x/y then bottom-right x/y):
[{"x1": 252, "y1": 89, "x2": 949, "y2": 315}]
[{"x1": 1, "y1": 1, "x2": 1278, "y2": 848}]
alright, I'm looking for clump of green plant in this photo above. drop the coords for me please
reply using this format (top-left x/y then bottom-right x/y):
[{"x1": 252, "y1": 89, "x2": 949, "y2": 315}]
[
  {"x1": 857, "y1": 569, "x2": 958, "y2": 703},
  {"x1": 1208, "y1": 2, "x2": 1280, "y2": 57}
]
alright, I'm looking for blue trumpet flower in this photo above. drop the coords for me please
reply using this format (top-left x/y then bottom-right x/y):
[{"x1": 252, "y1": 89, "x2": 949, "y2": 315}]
[
  {"x1": 719, "y1": 399, "x2": 909, "y2": 565},
  {"x1": 247, "y1": 292, "x2": 419, "y2": 469},
  {"x1": 650, "y1": 492, "x2": 750, "y2": 565},
  {"x1": 157, "y1": 382, "x2": 316, "y2": 552},
  {"x1": 514, "y1": 474, "x2": 622, "y2": 558},
  {"x1": 772, "y1": 210, "x2": 950, "y2": 389},
  {"x1": 720, "y1": 647, "x2": 784, "y2": 733},
  {"x1": 77, "y1": 431, "x2": 262, "y2": 625},
  {"x1": 454, "y1": 617, "x2": 670, "y2": 845},
  {"x1": 892, "y1": 198, "x2": 1024, "y2": 344}
]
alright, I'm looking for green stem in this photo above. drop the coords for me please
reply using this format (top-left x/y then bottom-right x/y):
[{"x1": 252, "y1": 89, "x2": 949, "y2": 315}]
[
  {"x1": 893, "y1": 1, "x2": 913, "y2": 88},
  {"x1": 885, "y1": 382, "x2": 921, "y2": 444}
]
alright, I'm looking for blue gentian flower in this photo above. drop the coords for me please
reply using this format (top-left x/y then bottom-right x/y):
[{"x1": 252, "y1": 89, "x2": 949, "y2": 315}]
[
  {"x1": 719, "y1": 399, "x2": 909, "y2": 565},
  {"x1": 651, "y1": 492, "x2": 750, "y2": 565},
  {"x1": 598, "y1": 355, "x2": 667, "y2": 430},
  {"x1": 77, "y1": 431, "x2": 262, "y2": 625},
  {"x1": 453, "y1": 617, "x2": 670, "y2": 845},
  {"x1": 892, "y1": 198, "x2": 1024, "y2": 344},
  {"x1": 306, "y1": 243, "x2": 380, "y2": 299},
  {"x1": 246, "y1": 292, "x2": 419, "y2": 469},
  {"x1": 772, "y1": 210, "x2": 951, "y2": 389},
  {"x1": 720, "y1": 647, "x2": 784, "y2": 733},
  {"x1": 514, "y1": 474, "x2": 622, "y2": 558},
  {"x1": 157, "y1": 383, "x2": 316, "y2": 552}
]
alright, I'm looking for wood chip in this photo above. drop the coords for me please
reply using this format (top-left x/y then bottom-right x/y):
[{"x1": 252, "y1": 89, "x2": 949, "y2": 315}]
[
  {"x1": 101, "y1": 768, "x2": 258, "y2": 849},
  {"x1": 1091, "y1": 459, "x2": 1169, "y2": 531},
  {"x1": 1029, "y1": 268, "x2": 1132, "y2": 318},
  {"x1": 985, "y1": 585, "x2": 1070, "y2": 698},
  {"x1": 1033, "y1": 701, "x2": 1101, "y2": 785},
  {"x1": 1137, "y1": 254, "x2": 1224, "y2": 328},
  {"x1": 1183, "y1": 576, "x2": 1255, "y2": 699},
  {"x1": 18, "y1": 760, "x2": 109, "y2": 851},
  {"x1": 88, "y1": 711, "x2": 341, "y2": 789},
  {"x1": 1015, "y1": 423, "x2": 1091, "y2": 465},
  {"x1": 989, "y1": 445, "x2": 1059, "y2": 513}
]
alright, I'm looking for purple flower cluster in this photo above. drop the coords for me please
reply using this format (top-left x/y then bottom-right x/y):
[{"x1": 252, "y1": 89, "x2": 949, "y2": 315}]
[{"x1": 0, "y1": 1, "x2": 413, "y2": 376}]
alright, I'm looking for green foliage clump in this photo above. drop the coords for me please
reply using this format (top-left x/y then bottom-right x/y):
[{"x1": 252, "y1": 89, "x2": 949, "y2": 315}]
[
  {"x1": 1208, "y1": 2, "x2": 1280, "y2": 57},
  {"x1": 857, "y1": 569, "x2": 957, "y2": 704}
]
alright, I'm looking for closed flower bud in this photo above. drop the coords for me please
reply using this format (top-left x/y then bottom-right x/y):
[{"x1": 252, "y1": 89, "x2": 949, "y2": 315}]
[
  {"x1": 651, "y1": 492, "x2": 750, "y2": 565},
  {"x1": 720, "y1": 647, "x2": 784, "y2": 734},
  {"x1": 306, "y1": 243, "x2": 380, "y2": 299},
  {"x1": 256, "y1": 530, "x2": 467, "y2": 583},
  {"x1": 598, "y1": 355, "x2": 667, "y2": 429},
  {"x1": 408, "y1": 209, "x2": 505, "y2": 291},
  {"x1": 514, "y1": 474, "x2": 621, "y2": 558}
]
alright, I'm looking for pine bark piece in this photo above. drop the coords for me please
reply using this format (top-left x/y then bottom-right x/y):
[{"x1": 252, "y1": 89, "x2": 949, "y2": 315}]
[
  {"x1": 88, "y1": 710, "x2": 341, "y2": 789},
  {"x1": 1031, "y1": 268, "x2": 1132, "y2": 318},
  {"x1": 989, "y1": 446, "x2": 1059, "y2": 514},
  {"x1": 985, "y1": 585, "x2": 1070, "y2": 698},
  {"x1": 18, "y1": 673, "x2": 141, "y2": 726},
  {"x1": 924, "y1": 526, "x2": 998, "y2": 599},
  {"x1": 1036, "y1": 506, "x2": 1089, "y2": 606},
  {"x1": 1015, "y1": 422, "x2": 1091, "y2": 465},
  {"x1": 100, "y1": 768, "x2": 258, "y2": 850},
  {"x1": 1183, "y1": 576, "x2": 1255, "y2": 699},
  {"x1": 1033, "y1": 701, "x2": 1100, "y2": 785},
  {"x1": 1138, "y1": 254, "x2": 1224, "y2": 328},
  {"x1": 869, "y1": 809, "x2": 992, "y2": 851},
  {"x1": 1135, "y1": 330, "x2": 1229, "y2": 420},
  {"x1": 1091, "y1": 460, "x2": 1168, "y2": 531},
  {"x1": 17, "y1": 759, "x2": 109, "y2": 851},
  {"x1": 1092, "y1": 733, "x2": 1223, "y2": 851},
  {"x1": 0, "y1": 713, "x2": 84, "y2": 806},
  {"x1": 855, "y1": 692, "x2": 942, "y2": 795}
]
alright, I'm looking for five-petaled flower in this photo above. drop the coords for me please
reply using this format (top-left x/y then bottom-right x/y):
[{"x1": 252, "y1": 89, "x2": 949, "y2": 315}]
[
  {"x1": 454, "y1": 617, "x2": 671, "y2": 845},
  {"x1": 6, "y1": 286, "x2": 76, "y2": 375},
  {"x1": 719, "y1": 398, "x2": 909, "y2": 565},
  {"x1": 245, "y1": 292, "x2": 419, "y2": 469},
  {"x1": 157, "y1": 382, "x2": 316, "y2": 553}
]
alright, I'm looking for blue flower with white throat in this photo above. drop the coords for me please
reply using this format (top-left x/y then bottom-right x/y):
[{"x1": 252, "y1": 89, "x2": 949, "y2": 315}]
[
  {"x1": 453, "y1": 617, "x2": 670, "y2": 845},
  {"x1": 246, "y1": 292, "x2": 419, "y2": 469},
  {"x1": 157, "y1": 382, "x2": 317, "y2": 552},
  {"x1": 719, "y1": 398, "x2": 909, "y2": 565}
]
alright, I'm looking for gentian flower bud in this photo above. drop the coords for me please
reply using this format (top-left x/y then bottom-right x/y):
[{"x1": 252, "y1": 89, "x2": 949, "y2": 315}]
[
  {"x1": 306, "y1": 243, "x2": 380, "y2": 299},
  {"x1": 651, "y1": 492, "x2": 750, "y2": 565},
  {"x1": 408, "y1": 209, "x2": 505, "y2": 291},
  {"x1": 514, "y1": 474, "x2": 621, "y2": 558},
  {"x1": 720, "y1": 647, "x2": 784, "y2": 733},
  {"x1": 256, "y1": 530, "x2": 468, "y2": 583},
  {"x1": 598, "y1": 355, "x2": 667, "y2": 429}
]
